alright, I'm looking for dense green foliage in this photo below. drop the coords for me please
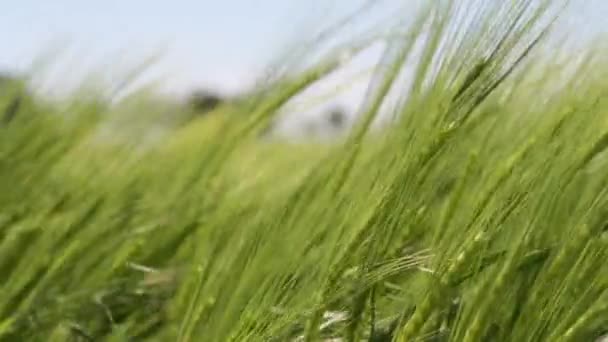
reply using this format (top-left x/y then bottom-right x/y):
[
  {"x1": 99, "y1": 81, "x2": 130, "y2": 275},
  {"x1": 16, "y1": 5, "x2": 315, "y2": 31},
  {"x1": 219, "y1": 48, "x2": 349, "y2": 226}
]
[{"x1": 1, "y1": 0, "x2": 607, "y2": 341}]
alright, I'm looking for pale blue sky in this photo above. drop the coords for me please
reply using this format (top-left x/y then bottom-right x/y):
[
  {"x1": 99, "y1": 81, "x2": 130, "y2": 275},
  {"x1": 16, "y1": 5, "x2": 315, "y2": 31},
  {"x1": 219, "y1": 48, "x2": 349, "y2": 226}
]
[
  {"x1": 1, "y1": 0, "x2": 384, "y2": 96},
  {"x1": 0, "y1": 0, "x2": 605, "y2": 100}
]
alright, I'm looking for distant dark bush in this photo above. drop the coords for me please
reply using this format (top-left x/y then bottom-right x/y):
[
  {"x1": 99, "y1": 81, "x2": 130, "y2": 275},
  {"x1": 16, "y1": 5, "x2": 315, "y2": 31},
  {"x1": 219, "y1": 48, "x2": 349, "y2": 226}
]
[
  {"x1": 186, "y1": 89, "x2": 225, "y2": 114},
  {"x1": 326, "y1": 106, "x2": 347, "y2": 130}
]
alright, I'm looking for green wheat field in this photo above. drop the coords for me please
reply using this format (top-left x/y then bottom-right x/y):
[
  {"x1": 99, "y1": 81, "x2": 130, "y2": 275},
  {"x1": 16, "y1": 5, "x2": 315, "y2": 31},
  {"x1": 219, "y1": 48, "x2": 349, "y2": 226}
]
[{"x1": 1, "y1": 0, "x2": 607, "y2": 341}]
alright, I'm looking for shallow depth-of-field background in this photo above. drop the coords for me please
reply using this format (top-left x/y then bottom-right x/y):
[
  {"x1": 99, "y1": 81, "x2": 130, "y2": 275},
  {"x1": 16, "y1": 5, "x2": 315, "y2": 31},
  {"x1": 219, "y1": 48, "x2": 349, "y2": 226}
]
[{"x1": 1, "y1": 1, "x2": 608, "y2": 341}]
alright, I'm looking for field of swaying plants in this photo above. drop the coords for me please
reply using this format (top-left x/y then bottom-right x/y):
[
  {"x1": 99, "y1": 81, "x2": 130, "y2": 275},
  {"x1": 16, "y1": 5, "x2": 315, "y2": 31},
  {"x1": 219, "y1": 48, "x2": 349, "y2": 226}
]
[{"x1": 1, "y1": 0, "x2": 607, "y2": 341}]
